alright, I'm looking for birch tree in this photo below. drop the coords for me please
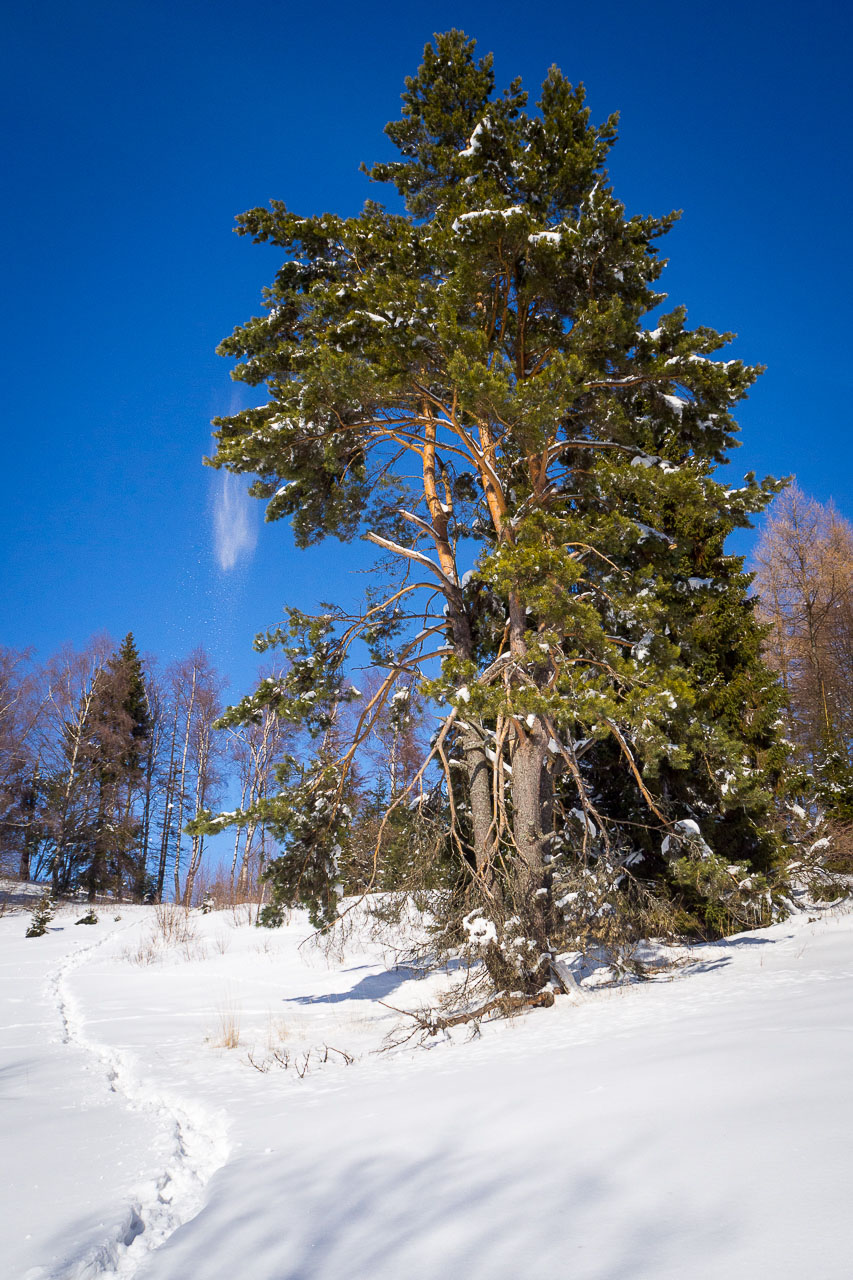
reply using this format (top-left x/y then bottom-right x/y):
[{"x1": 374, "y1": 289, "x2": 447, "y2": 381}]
[{"x1": 160, "y1": 650, "x2": 225, "y2": 904}]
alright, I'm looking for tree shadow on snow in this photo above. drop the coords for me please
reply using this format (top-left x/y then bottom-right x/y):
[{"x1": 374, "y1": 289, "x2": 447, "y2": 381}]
[
  {"x1": 716, "y1": 934, "x2": 775, "y2": 946},
  {"x1": 286, "y1": 965, "x2": 425, "y2": 1004},
  {"x1": 145, "y1": 1124, "x2": 746, "y2": 1280},
  {"x1": 681, "y1": 933, "x2": 775, "y2": 976}
]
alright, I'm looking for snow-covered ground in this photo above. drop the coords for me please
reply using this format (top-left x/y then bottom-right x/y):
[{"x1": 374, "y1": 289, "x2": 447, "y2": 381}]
[{"x1": 3, "y1": 886, "x2": 853, "y2": 1279}]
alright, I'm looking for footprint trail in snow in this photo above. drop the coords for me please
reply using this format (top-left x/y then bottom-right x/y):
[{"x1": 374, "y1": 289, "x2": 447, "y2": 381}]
[{"x1": 44, "y1": 926, "x2": 229, "y2": 1279}]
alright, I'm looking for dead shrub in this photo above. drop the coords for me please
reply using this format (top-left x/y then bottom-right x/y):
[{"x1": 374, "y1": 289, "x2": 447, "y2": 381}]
[
  {"x1": 211, "y1": 995, "x2": 241, "y2": 1049},
  {"x1": 247, "y1": 1044, "x2": 352, "y2": 1075},
  {"x1": 154, "y1": 903, "x2": 197, "y2": 947},
  {"x1": 124, "y1": 937, "x2": 160, "y2": 966}
]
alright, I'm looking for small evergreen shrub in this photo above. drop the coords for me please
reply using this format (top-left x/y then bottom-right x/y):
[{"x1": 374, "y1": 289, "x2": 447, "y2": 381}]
[
  {"x1": 26, "y1": 889, "x2": 55, "y2": 938},
  {"x1": 257, "y1": 903, "x2": 286, "y2": 929}
]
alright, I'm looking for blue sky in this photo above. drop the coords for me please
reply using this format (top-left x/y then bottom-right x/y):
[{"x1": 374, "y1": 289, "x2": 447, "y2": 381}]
[{"x1": 2, "y1": 0, "x2": 851, "y2": 702}]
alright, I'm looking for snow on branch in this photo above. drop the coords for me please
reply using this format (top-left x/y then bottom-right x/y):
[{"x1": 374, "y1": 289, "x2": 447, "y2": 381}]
[{"x1": 364, "y1": 532, "x2": 459, "y2": 590}]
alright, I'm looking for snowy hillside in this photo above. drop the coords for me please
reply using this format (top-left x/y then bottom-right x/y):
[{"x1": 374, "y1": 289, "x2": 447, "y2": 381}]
[{"x1": 3, "y1": 889, "x2": 853, "y2": 1279}]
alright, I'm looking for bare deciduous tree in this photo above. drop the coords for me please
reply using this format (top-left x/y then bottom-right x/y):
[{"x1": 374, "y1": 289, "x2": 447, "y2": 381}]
[
  {"x1": 225, "y1": 698, "x2": 286, "y2": 901},
  {"x1": 156, "y1": 649, "x2": 225, "y2": 905},
  {"x1": 754, "y1": 484, "x2": 853, "y2": 765},
  {"x1": 0, "y1": 647, "x2": 49, "y2": 879}
]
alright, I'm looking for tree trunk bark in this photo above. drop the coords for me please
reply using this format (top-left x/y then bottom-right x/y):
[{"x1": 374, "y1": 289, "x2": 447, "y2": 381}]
[
  {"x1": 447, "y1": 601, "x2": 498, "y2": 890},
  {"x1": 506, "y1": 591, "x2": 553, "y2": 988}
]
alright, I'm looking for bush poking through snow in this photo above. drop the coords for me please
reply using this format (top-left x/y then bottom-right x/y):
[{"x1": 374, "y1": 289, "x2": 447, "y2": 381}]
[
  {"x1": 125, "y1": 936, "x2": 160, "y2": 966},
  {"x1": 153, "y1": 903, "x2": 197, "y2": 947},
  {"x1": 247, "y1": 1044, "x2": 353, "y2": 1075},
  {"x1": 212, "y1": 996, "x2": 241, "y2": 1050},
  {"x1": 124, "y1": 903, "x2": 207, "y2": 965},
  {"x1": 25, "y1": 889, "x2": 55, "y2": 938},
  {"x1": 75, "y1": 910, "x2": 99, "y2": 926}
]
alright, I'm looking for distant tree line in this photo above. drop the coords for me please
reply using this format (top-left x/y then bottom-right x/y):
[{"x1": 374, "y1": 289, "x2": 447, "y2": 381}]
[
  {"x1": 0, "y1": 632, "x2": 426, "y2": 904},
  {"x1": 0, "y1": 635, "x2": 280, "y2": 902},
  {"x1": 2, "y1": 478, "x2": 851, "y2": 915}
]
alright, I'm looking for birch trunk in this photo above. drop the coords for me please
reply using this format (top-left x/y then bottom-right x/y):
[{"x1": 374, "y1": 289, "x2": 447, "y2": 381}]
[{"x1": 173, "y1": 666, "x2": 197, "y2": 902}]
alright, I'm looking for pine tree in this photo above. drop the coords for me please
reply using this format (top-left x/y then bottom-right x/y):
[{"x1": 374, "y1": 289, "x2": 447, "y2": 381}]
[{"x1": 206, "y1": 32, "x2": 785, "y2": 1000}]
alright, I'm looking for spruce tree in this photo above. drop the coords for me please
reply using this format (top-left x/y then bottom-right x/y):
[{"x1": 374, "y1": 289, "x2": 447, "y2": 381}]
[
  {"x1": 113, "y1": 634, "x2": 153, "y2": 898},
  {"x1": 206, "y1": 32, "x2": 785, "y2": 1000},
  {"x1": 114, "y1": 634, "x2": 151, "y2": 774},
  {"x1": 26, "y1": 887, "x2": 55, "y2": 937},
  {"x1": 69, "y1": 635, "x2": 152, "y2": 900}
]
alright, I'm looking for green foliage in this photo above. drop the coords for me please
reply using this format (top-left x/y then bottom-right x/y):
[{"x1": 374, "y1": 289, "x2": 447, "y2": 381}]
[
  {"x1": 214, "y1": 611, "x2": 359, "y2": 737},
  {"x1": 812, "y1": 748, "x2": 853, "y2": 825},
  {"x1": 257, "y1": 903, "x2": 286, "y2": 928},
  {"x1": 192, "y1": 613, "x2": 362, "y2": 929},
  {"x1": 668, "y1": 855, "x2": 774, "y2": 935},
  {"x1": 257, "y1": 752, "x2": 353, "y2": 929}
]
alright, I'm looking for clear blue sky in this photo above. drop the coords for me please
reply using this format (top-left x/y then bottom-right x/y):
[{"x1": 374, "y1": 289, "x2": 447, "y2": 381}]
[{"x1": 2, "y1": 0, "x2": 851, "y2": 702}]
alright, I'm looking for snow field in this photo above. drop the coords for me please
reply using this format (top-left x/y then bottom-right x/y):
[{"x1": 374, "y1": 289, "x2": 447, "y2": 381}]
[
  {"x1": 49, "y1": 919, "x2": 229, "y2": 1278},
  {"x1": 2, "y1": 894, "x2": 853, "y2": 1278}
]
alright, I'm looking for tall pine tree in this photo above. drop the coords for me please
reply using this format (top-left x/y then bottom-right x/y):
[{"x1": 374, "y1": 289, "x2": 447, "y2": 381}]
[{"x1": 206, "y1": 33, "x2": 785, "y2": 999}]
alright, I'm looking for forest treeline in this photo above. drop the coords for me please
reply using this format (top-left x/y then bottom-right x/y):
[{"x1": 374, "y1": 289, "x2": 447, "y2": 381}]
[
  {"x1": 0, "y1": 636, "x2": 282, "y2": 903},
  {"x1": 4, "y1": 480, "x2": 850, "y2": 912},
  {"x1": 0, "y1": 633, "x2": 427, "y2": 904}
]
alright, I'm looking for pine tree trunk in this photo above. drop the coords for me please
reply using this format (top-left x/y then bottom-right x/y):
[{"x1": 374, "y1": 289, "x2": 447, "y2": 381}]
[
  {"x1": 420, "y1": 407, "x2": 499, "y2": 888},
  {"x1": 506, "y1": 593, "x2": 552, "y2": 988},
  {"x1": 447, "y1": 601, "x2": 497, "y2": 886},
  {"x1": 511, "y1": 728, "x2": 551, "y2": 930}
]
